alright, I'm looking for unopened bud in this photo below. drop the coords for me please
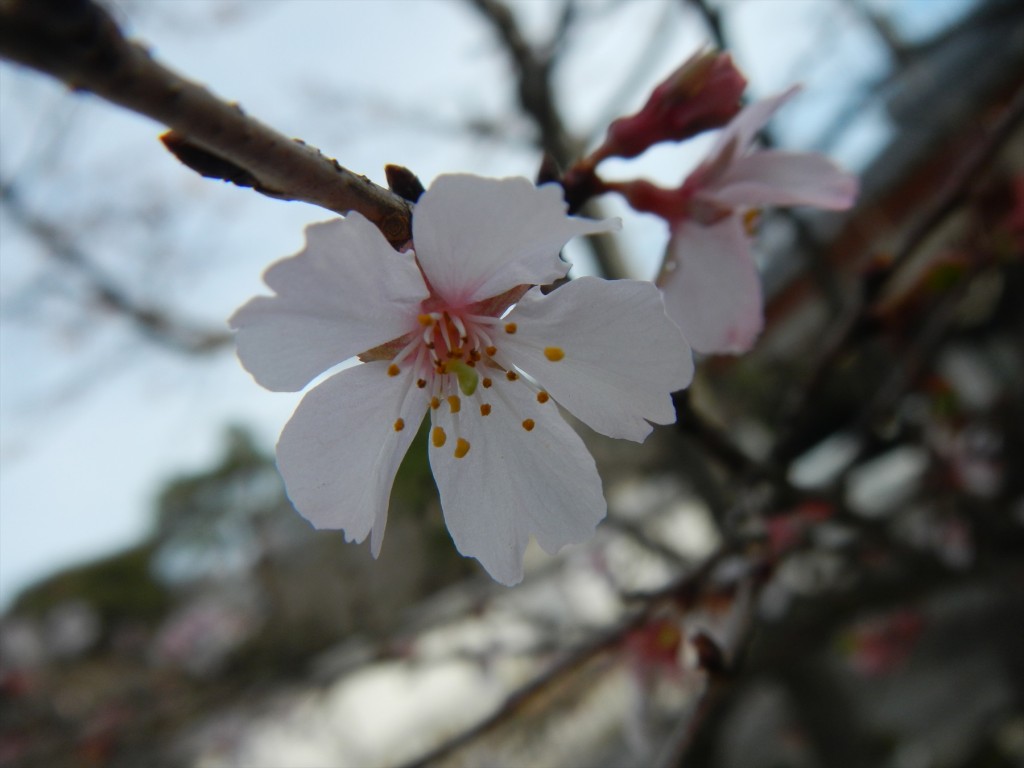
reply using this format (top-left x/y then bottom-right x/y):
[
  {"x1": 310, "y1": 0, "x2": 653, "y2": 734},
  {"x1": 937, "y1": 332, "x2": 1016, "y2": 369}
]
[{"x1": 596, "y1": 50, "x2": 746, "y2": 162}]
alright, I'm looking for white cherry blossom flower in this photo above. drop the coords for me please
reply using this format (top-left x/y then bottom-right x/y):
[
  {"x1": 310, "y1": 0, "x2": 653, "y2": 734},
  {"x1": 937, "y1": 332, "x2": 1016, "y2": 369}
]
[{"x1": 231, "y1": 175, "x2": 693, "y2": 585}]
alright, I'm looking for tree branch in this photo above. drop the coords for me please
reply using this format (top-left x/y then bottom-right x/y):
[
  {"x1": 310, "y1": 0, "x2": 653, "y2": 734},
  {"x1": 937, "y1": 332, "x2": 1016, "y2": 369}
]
[{"x1": 0, "y1": 0, "x2": 413, "y2": 246}]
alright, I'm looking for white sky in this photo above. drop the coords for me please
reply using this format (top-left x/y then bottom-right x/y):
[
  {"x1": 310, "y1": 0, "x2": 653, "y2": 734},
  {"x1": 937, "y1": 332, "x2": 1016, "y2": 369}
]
[{"x1": 0, "y1": 0, "x2": 977, "y2": 607}]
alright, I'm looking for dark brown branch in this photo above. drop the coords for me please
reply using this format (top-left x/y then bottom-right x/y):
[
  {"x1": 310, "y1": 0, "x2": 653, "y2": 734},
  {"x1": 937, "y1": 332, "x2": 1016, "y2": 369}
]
[{"x1": 0, "y1": 0, "x2": 413, "y2": 246}]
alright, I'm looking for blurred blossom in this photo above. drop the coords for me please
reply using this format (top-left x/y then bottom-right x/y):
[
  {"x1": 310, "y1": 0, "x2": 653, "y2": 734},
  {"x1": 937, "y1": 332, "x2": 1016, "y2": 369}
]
[
  {"x1": 153, "y1": 596, "x2": 258, "y2": 677},
  {"x1": 840, "y1": 609, "x2": 925, "y2": 678},
  {"x1": 612, "y1": 87, "x2": 858, "y2": 354},
  {"x1": 44, "y1": 600, "x2": 101, "y2": 659},
  {"x1": 231, "y1": 175, "x2": 694, "y2": 585}
]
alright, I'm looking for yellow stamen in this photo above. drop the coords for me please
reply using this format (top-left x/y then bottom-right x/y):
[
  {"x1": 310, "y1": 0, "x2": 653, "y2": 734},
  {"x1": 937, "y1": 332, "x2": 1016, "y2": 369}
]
[
  {"x1": 430, "y1": 397, "x2": 441, "y2": 410},
  {"x1": 432, "y1": 426, "x2": 447, "y2": 448},
  {"x1": 536, "y1": 391, "x2": 549, "y2": 404},
  {"x1": 393, "y1": 418, "x2": 405, "y2": 432},
  {"x1": 743, "y1": 208, "x2": 761, "y2": 236},
  {"x1": 504, "y1": 322, "x2": 517, "y2": 334},
  {"x1": 416, "y1": 378, "x2": 427, "y2": 389},
  {"x1": 387, "y1": 363, "x2": 401, "y2": 376},
  {"x1": 506, "y1": 371, "x2": 518, "y2": 381},
  {"x1": 418, "y1": 313, "x2": 434, "y2": 326},
  {"x1": 480, "y1": 403, "x2": 492, "y2": 416},
  {"x1": 543, "y1": 347, "x2": 564, "y2": 362},
  {"x1": 485, "y1": 345, "x2": 497, "y2": 356},
  {"x1": 522, "y1": 419, "x2": 535, "y2": 432},
  {"x1": 447, "y1": 395, "x2": 461, "y2": 413},
  {"x1": 454, "y1": 438, "x2": 470, "y2": 459}
]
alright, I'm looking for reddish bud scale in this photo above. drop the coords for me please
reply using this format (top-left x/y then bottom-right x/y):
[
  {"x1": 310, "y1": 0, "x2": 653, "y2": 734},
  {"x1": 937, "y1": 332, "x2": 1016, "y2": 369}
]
[{"x1": 596, "y1": 50, "x2": 746, "y2": 162}]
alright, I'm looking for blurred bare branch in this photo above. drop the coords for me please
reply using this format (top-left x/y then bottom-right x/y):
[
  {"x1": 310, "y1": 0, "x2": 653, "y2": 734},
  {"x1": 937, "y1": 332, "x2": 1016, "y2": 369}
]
[
  {"x1": 771, "y1": 85, "x2": 1024, "y2": 466},
  {"x1": 466, "y1": 0, "x2": 629, "y2": 278},
  {"x1": 0, "y1": 180, "x2": 231, "y2": 354}
]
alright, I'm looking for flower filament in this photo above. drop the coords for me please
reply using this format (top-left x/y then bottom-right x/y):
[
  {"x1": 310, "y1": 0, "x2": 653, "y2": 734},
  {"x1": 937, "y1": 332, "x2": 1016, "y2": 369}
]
[{"x1": 378, "y1": 304, "x2": 562, "y2": 460}]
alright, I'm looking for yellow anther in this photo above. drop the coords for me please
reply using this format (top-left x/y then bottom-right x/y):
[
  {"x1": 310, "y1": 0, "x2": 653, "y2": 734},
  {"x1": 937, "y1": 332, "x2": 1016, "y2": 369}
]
[
  {"x1": 543, "y1": 347, "x2": 565, "y2": 362},
  {"x1": 469, "y1": 349, "x2": 481, "y2": 362},
  {"x1": 430, "y1": 396, "x2": 441, "y2": 409},
  {"x1": 522, "y1": 419, "x2": 535, "y2": 432},
  {"x1": 743, "y1": 208, "x2": 761, "y2": 236},
  {"x1": 536, "y1": 391, "x2": 550, "y2": 404},
  {"x1": 393, "y1": 418, "x2": 405, "y2": 432},
  {"x1": 416, "y1": 378, "x2": 427, "y2": 389},
  {"x1": 447, "y1": 395, "x2": 461, "y2": 413},
  {"x1": 432, "y1": 426, "x2": 447, "y2": 448},
  {"x1": 506, "y1": 371, "x2": 518, "y2": 381},
  {"x1": 454, "y1": 438, "x2": 470, "y2": 459},
  {"x1": 387, "y1": 363, "x2": 401, "y2": 376},
  {"x1": 418, "y1": 313, "x2": 434, "y2": 326},
  {"x1": 485, "y1": 345, "x2": 497, "y2": 356},
  {"x1": 482, "y1": 377, "x2": 493, "y2": 389},
  {"x1": 480, "y1": 403, "x2": 492, "y2": 416},
  {"x1": 504, "y1": 322, "x2": 517, "y2": 334}
]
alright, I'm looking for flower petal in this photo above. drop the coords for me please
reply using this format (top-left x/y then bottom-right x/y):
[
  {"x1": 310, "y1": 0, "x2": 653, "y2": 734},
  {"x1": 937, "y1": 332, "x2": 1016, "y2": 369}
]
[
  {"x1": 660, "y1": 218, "x2": 763, "y2": 355},
  {"x1": 276, "y1": 361, "x2": 429, "y2": 556},
  {"x1": 709, "y1": 151, "x2": 859, "y2": 210},
  {"x1": 231, "y1": 214, "x2": 429, "y2": 391},
  {"x1": 500, "y1": 277, "x2": 693, "y2": 442},
  {"x1": 412, "y1": 175, "x2": 619, "y2": 307},
  {"x1": 428, "y1": 376, "x2": 606, "y2": 585},
  {"x1": 704, "y1": 86, "x2": 799, "y2": 169}
]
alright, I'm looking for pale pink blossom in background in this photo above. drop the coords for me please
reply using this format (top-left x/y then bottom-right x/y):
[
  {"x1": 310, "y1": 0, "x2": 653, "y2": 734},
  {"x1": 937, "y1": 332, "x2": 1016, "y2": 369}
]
[
  {"x1": 615, "y1": 87, "x2": 859, "y2": 355},
  {"x1": 231, "y1": 175, "x2": 693, "y2": 585}
]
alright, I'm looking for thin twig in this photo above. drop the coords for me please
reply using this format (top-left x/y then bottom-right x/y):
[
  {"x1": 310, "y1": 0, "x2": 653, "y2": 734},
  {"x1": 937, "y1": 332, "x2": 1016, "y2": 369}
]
[{"x1": 685, "y1": 0, "x2": 727, "y2": 50}]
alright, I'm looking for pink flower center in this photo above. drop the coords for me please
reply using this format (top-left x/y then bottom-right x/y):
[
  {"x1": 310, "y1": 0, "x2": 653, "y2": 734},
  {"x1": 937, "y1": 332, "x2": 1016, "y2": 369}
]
[{"x1": 380, "y1": 302, "x2": 563, "y2": 460}]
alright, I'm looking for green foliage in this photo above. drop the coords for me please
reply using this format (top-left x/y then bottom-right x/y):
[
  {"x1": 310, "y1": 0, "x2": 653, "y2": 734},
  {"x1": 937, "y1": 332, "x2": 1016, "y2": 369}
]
[
  {"x1": 390, "y1": 416, "x2": 434, "y2": 505},
  {"x1": 11, "y1": 541, "x2": 171, "y2": 627},
  {"x1": 154, "y1": 425, "x2": 285, "y2": 545}
]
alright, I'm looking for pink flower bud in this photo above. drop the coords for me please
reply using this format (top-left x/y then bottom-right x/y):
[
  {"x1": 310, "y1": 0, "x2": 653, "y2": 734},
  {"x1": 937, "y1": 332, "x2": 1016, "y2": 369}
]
[{"x1": 597, "y1": 50, "x2": 747, "y2": 161}]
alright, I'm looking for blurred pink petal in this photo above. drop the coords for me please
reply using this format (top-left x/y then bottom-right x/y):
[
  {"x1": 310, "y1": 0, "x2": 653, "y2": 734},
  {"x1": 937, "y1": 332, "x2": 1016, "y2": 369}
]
[
  {"x1": 660, "y1": 217, "x2": 763, "y2": 355},
  {"x1": 709, "y1": 151, "x2": 859, "y2": 210}
]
